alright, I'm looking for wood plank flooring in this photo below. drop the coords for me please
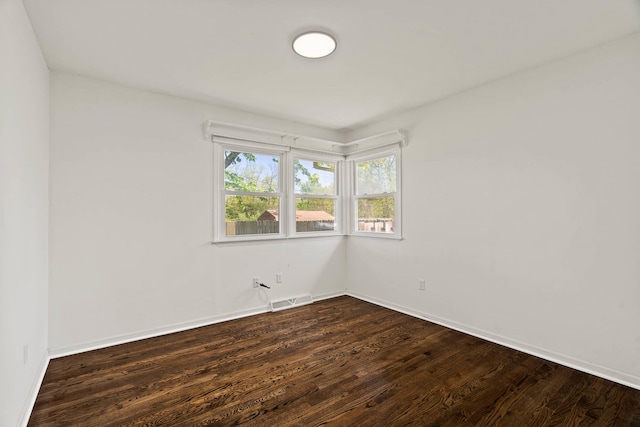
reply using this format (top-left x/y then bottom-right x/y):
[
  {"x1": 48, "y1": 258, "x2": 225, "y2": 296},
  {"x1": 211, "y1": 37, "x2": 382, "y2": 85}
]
[{"x1": 29, "y1": 296, "x2": 640, "y2": 426}]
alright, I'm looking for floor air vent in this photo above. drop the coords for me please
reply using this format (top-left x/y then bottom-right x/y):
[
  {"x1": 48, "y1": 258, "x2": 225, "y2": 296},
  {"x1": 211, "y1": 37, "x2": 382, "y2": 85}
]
[{"x1": 270, "y1": 295, "x2": 314, "y2": 312}]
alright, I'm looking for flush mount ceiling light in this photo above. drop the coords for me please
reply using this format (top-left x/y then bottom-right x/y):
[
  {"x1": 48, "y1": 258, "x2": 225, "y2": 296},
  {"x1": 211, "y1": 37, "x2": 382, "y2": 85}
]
[{"x1": 292, "y1": 31, "x2": 337, "y2": 59}]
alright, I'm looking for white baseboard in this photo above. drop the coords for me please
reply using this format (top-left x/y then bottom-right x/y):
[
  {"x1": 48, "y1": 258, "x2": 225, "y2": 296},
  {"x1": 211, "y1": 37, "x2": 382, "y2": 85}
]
[
  {"x1": 19, "y1": 350, "x2": 50, "y2": 427},
  {"x1": 49, "y1": 290, "x2": 348, "y2": 359},
  {"x1": 347, "y1": 291, "x2": 640, "y2": 391},
  {"x1": 311, "y1": 290, "x2": 347, "y2": 302},
  {"x1": 49, "y1": 305, "x2": 270, "y2": 358}
]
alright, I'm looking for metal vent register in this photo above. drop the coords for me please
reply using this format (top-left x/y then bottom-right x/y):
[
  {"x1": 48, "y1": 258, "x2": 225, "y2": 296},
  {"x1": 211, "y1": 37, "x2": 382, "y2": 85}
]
[{"x1": 269, "y1": 295, "x2": 314, "y2": 312}]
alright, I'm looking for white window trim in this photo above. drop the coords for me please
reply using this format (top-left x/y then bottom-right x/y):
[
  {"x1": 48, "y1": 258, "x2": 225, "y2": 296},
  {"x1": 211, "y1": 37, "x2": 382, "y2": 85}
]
[
  {"x1": 347, "y1": 146, "x2": 402, "y2": 240},
  {"x1": 213, "y1": 141, "x2": 288, "y2": 243},
  {"x1": 208, "y1": 121, "x2": 407, "y2": 243},
  {"x1": 289, "y1": 153, "x2": 344, "y2": 237}
]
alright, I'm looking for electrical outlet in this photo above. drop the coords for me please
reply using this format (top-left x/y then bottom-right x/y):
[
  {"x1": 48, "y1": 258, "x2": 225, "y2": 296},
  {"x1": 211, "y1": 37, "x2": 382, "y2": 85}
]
[
  {"x1": 419, "y1": 279, "x2": 426, "y2": 291},
  {"x1": 276, "y1": 273, "x2": 283, "y2": 283},
  {"x1": 253, "y1": 277, "x2": 260, "y2": 288}
]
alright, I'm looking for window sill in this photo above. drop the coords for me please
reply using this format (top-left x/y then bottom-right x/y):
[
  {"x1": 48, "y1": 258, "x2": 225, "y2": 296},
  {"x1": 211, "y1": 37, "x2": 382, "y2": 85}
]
[
  {"x1": 349, "y1": 232, "x2": 403, "y2": 240},
  {"x1": 211, "y1": 231, "x2": 404, "y2": 246},
  {"x1": 211, "y1": 233, "x2": 344, "y2": 246}
]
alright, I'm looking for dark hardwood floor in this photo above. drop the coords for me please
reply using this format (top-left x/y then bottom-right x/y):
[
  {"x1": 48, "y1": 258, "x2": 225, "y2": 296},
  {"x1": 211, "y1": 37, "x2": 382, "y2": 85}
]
[{"x1": 29, "y1": 296, "x2": 640, "y2": 426}]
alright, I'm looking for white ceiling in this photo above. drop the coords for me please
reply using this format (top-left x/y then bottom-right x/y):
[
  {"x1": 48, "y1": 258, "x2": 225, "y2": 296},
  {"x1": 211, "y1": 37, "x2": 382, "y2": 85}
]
[{"x1": 23, "y1": 0, "x2": 640, "y2": 131}]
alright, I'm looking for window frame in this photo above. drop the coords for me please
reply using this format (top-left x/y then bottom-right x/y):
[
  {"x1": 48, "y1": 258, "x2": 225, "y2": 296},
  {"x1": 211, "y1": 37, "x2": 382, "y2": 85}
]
[
  {"x1": 348, "y1": 146, "x2": 402, "y2": 240},
  {"x1": 289, "y1": 153, "x2": 344, "y2": 237},
  {"x1": 213, "y1": 141, "x2": 288, "y2": 242},
  {"x1": 211, "y1": 129, "x2": 404, "y2": 243}
]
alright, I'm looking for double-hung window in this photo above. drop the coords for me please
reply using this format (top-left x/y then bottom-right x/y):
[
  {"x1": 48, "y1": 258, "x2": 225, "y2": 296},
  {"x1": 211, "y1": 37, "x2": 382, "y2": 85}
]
[
  {"x1": 292, "y1": 156, "x2": 341, "y2": 235},
  {"x1": 214, "y1": 143, "x2": 343, "y2": 241},
  {"x1": 209, "y1": 121, "x2": 404, "y2": 242},
  {"x1": 350, "y1": 147, "x2": 401, "y2": 238},
  {"x1": 217, "y1": 145, "x2": 285, "y2": 240}
]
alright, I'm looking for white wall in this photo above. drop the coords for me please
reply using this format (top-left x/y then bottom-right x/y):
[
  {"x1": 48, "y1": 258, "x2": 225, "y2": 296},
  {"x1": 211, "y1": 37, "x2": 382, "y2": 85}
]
[
  {"x1": 346, "y1": 33, "x2": 640, "y2": 388},
  {"x1": 1, "y1": 4, "x2": 636, "y2": 424},
  {"x1": 49, "y1": 73, "x2": 347, "y2": 354},
  {"x1": 0, "y1": 0, "x2": 50, "y2": 425}
]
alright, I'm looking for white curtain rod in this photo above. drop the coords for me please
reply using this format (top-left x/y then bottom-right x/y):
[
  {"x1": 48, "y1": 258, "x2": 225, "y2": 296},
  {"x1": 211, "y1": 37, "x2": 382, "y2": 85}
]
[{"x1": 204, "y1": 120, "x2": 408, "y2": 156}]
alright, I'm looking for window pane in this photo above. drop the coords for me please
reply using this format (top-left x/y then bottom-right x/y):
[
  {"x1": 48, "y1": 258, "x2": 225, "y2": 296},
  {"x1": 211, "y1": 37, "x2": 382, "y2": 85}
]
[
  {"x1": 224, "y1": 151, "x2": 279, "y2": 192},
  {"x1": 295, "y1": 198, "x2": 336, "y2": 232},
  {"x1": 356, "y1": 155, "x2": 396, "y2": 195},
  {"x1": 225, "y1": 195, "x2": 279, "y2": 236},
  {"x1": 294, "y1": 159, "x2": 336, "y2": 195},
  {"x1": 357, "y1": 196, "x2": 395, "y2": 233}
]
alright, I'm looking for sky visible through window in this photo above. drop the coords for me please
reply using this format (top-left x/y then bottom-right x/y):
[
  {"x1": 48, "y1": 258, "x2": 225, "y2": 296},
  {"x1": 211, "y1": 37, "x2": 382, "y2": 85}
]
[{"x1": 295, "y1": 159, "x2": 335, "y2": 194}]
